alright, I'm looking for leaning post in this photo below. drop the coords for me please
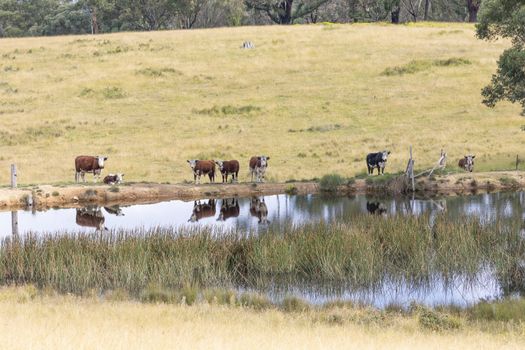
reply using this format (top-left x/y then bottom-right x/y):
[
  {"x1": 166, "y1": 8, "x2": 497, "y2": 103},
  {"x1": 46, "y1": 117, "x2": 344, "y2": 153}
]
[
  {"x1": 410, "y1": 146, "x2": 415, "y2": 192},
  {"x1": 10, "y1": 164, "x2": 17, "y2": 189},
  {"x1": 516, "y1": 154, "x2": 519, "y2": 171},
  {"x1": 11, "y1": 211, "x2": 18, "y2": 236}
]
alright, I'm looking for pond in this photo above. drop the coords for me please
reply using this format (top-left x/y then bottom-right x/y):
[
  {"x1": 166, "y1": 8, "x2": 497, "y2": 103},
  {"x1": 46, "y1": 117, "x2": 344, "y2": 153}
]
[{"x1": 1, "y1": 191, "x2": 525, "y2": 309}]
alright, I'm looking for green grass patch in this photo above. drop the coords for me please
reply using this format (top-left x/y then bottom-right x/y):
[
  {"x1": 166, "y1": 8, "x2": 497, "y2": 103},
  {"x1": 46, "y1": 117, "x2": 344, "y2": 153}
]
[{"x1": 382, "y1": 57, "x2": 471, "y2": 76}]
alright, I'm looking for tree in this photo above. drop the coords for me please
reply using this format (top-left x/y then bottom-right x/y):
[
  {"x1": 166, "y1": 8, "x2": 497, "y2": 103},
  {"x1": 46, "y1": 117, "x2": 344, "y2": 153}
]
[
  {"x1": 466, "y1": 0, "x2": 480, "y2": 22},
  {"x1": 245, "y1": 0, "x2": 332, "y2": 24},
  {"x1": 477, "y1": 0, "x2": 525, "y2": 114}
]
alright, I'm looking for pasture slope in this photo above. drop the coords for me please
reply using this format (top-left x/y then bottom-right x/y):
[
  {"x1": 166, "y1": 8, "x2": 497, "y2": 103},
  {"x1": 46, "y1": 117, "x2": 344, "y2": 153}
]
[{"x1": 0, "y1": 22, "x2": 522, "y2": 187}]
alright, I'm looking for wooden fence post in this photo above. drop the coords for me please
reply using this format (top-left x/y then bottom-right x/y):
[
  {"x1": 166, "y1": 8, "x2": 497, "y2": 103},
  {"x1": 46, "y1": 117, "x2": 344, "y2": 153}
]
[
  {"x1": 516, "y1": 154, "x2": 519, "y2": 171},
  {"x1": 10, "y1": 164, "x2": 17, "y2": 189}
]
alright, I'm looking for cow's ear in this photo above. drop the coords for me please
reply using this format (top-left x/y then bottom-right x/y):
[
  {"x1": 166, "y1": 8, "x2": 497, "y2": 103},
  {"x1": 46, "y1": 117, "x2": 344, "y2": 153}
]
[
  {"x1": 257, "y1": 156, "x2": 261, "y2": 160},
  {"x1": 387, "y1": 151, "x2": 391, "y2": 155},
  {"x1": 187, "y1": 160, "x2": 190, "y2": 163},
  {"x1": 121, "y1": 173, "x2": 125, "y2": 176},
  {"x1": 104, "y1": 157, "x2": 108, "y2": 161},
  {"x1": 267, "y1": 156, "x2": 270, "y2": 160},
  {"x1": 472, "y1": 155, "x2": 475, "y2": 159}
]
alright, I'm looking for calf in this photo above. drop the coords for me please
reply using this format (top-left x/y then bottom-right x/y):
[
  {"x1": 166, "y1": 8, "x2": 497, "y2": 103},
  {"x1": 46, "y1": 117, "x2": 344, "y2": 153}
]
[
  {"x1": 217, "y1": 198, "x2": 240, "y2": 221},
  {"x1": 366, "y1": 151, "x2": 390, "y2": 175},
  {"x1": 188, "y1": 199, "x2": 216, "y2": 222},
  {"x1": 250, "y1": 197, "x2": 269, "y2": 224},
  {"x1": 75, "y1": 155, "x2": 107, "y2": 183},
  {"x1": 458, "y1": 155, "x2": 475, "y2": 172},
  {"x1": 187, "y1": 160, "x2": 216, "y2": 184},
  {"x1": 215, "y1": 160, "x2": 240, "y2": 183},
  {"x1": 103, "y1": 173, "x2": 124, "y2": 185},
  {"x1": 249, "y1": 156, "x2": 270, "y2": 183}
]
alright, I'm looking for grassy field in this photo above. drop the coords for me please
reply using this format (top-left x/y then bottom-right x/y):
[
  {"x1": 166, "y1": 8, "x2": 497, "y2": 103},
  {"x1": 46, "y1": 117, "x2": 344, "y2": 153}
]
[
  {"x1": 0, "y1": 22, "x2": 521, "y2": 185},
  {"x1": 1, "y1": 286, "x2": 524, "y2": 349}
]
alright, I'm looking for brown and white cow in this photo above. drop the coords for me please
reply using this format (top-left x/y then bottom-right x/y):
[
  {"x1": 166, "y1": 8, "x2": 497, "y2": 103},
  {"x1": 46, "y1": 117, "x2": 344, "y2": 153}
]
[
  {"x1": 75, "y1": 155, "x2": 107, "y2": 183},
  {"x1": 250, "y1": 197, "x2": 269, "y2": 224},
  {"x1": 188, "y1": 199, "x2": 216, "y2": 222},
  {"x1": 103, "y1": 173, "x2": 124, "y2": 185},
  {"x1": 187, "y1": 160, "x2": 216, "y2": 184},
  {"x1": 215, "y1": 160, "x2": 239, "y2": 183},
  {"x1": 217, "y1": 198, "x2": 240, "y2": 221},
  {"x1": 458, "y1": 155, "x2": 475, "y2": 172},
  {"x1": 249, "y1": 156, "x2": 270, "y2": 183},
  {"x1": 75, "y1": 207, "x2": 106, "y2": 231}
]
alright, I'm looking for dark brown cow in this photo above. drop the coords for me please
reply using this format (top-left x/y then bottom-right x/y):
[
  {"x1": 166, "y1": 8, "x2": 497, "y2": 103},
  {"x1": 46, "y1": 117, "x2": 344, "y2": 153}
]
[
  {"x1": 217, "y1": 198, "x2": 240, "y2": 221},
  {"x1": 249, "y1": 156, "x2": 270, "y2": 182},
  {"x1": 188, "y1": 199, "x2": 216, "y2": 222},
  {"x1": 250, "y1": 197, "x2": 269, "y2": 224},
  {"x1": 75, "y1": 207, "x2": 106, "y2": 230},
  {"x1": 75, "y1": 155, "x2": 107, "y2": 183},
  {"x1": 187, "y1": 160, "x2": 215, "y2": 184},
  {"x1": 458, "y1": 155, "x2": 475, "y2": 172},
  {"x1": 215, "y1": 160, "x2": 239, "y2": 183}
]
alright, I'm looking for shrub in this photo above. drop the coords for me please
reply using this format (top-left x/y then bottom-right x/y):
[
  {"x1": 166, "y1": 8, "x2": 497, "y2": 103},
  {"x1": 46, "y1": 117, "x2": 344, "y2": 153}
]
[
  {"x1": 281, "y1": 296, "x2": 310, "y2": 312},
  {"x1": 102, "y1": 87, "x2": 125, "y2": 99},
  {"x1": 418, "y1": 308, "x2": 461, "y2": 331},
  {"x1": 319, "y1": 174, "x2": 345, "y2": 192}
]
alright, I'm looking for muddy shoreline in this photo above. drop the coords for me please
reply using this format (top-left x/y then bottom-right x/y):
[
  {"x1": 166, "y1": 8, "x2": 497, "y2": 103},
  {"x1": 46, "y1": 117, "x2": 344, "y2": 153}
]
[{"x1": 1, "y1": 171, "x2": 524, "y2": 211}]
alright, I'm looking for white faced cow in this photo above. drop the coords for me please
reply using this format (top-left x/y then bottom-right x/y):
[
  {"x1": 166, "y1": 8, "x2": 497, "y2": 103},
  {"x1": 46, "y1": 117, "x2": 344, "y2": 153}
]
[
  {"x1": 75, "y1": 155, "x2": 107, "y2": 183},
  {"x1": 458, "y1": 155, "x2": 475, "y2": 172},
  {"x1": 249, "y1": 156, "x2": 270, "y2": 183},
  {"x1": 187, "y1": 160, "x2": 216, "y2": 184},
  {"x1": 366, "y1": 151, "x2": 390, "y2": 175},
  {"x1": 103, "y1": 173, "x2": 124, "y2": 185}
]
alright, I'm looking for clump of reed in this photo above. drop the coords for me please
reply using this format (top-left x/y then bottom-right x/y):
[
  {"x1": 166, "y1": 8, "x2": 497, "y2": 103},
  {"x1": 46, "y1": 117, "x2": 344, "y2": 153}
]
[{"x1": 0, "y1": 215, "x2": 523, "y2": 298}]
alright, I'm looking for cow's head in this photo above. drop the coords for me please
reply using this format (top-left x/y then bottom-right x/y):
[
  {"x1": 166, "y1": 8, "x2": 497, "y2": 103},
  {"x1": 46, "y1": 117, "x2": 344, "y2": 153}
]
[
  {"x1": 214, "y1": 160, "x2": 224, "y2": 170},
  {"x1": 97, "y1": 156, "x2": 107, "y2": 168},
  {"x1": 258, "y1": 155, "x2": 269, "y2": 167},
  {"x1": 116, "y1": 173, "x2": 124, "y2": 183},
  {"x1": 381, "y1": 151, "x2": 390, "y2": 162},
  {"x1": 187, "y1": 159, "x2": 198, "y2": 170},
  {"x1": 464, "y1": 155, "x2": 475, "y2": 171}
]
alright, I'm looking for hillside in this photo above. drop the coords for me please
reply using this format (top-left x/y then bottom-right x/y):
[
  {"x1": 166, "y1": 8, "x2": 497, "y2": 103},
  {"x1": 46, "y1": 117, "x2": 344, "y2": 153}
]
[{"x1": 0, "y1": 23, "x2": 518, "y2": 184}]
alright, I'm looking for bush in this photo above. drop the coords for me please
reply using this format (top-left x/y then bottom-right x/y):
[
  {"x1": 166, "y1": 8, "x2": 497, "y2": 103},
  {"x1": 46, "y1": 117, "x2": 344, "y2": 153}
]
[
  {"x1": 468, "y1": 299, "x2": 525, "y2": 322},
  {"x1": 418, "y1": 308, "x2": 461, "y2": 331},
  {"x1": 281, "y1": 296, "x2": 310, "y2": 312},
  {"x1": 319, "y1": 174, "x2": 345, "y2": 192}
]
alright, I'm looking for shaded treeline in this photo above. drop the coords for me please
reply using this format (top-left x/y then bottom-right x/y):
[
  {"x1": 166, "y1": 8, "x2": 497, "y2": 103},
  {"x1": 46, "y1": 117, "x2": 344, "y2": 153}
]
[
  {"x1": 0, "y1": 214, "x2": 524, "y2": 297},
  {"x1": 0, "y1": 0, "x2": 480, "y2": 37}
]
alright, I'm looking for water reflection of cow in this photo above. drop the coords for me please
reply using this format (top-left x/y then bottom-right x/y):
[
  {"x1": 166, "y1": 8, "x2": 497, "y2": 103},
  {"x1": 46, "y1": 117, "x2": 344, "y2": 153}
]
[
  {"x1": 189, "y1": 199, "x2": 216, "y2": 222},
  {"x1": 250, "y1": 197, "x2": 269, "y2": 224},
  {"x1": 366, "y1": 201, "x2": 387, "y2": 216},
  {"x1": 218, "y1": 198, "x2": 240, "y2": 221},
  {"x1": 76, "y1": 207, "x2": 106, "y2": 230},
  {"x1": 104, "y1": 205, "x2": 124, "y2": 216}
]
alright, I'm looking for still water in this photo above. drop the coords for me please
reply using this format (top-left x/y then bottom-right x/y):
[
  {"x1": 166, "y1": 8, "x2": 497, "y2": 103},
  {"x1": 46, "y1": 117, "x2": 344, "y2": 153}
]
[{"x1": 1, "y1": 191, "x2": 525, "y2": 308}]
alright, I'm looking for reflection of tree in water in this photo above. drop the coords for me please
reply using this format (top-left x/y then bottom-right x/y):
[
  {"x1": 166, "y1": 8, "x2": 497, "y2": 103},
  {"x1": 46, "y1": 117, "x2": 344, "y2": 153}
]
[{"x1": 496, "y1": 220, "x2": 525, "y2": 297}]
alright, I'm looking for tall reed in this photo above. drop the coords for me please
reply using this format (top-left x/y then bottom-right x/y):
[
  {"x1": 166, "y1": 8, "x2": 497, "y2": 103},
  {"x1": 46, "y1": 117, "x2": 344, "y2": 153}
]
[{"x1": 0, "y1": 215, "x2": 523, "y2": 296}]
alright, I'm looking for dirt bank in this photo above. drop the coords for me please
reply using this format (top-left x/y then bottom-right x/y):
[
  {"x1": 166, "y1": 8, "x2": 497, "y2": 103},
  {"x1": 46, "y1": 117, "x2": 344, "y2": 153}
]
[{"x1": 1, "y1": 171, "x2": 524, "y2": 211}]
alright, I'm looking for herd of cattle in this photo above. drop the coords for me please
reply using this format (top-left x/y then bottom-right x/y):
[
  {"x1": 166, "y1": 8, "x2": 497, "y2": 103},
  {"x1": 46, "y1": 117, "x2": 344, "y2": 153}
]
[{"x1": 73, "y1": 152, "x2": 476, "y2": 184}]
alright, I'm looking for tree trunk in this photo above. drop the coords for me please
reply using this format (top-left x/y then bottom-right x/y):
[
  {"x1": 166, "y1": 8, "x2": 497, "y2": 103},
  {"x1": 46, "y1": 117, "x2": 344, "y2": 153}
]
[
  {"x1": 424, "y1": 0, "x2": 430, "y2": 20},
  {"x1": 278, "y1": 0, "x2": 293, "y2": 24},
  {"x1": 391, "y1": 7, "x2": 400, "y2": 24},
  {"x1": 466, "y1": 0, "x2": 479, "y2": 22},
  {"x1": 91, "y1": 8, "x2": 99, "y2": 34}
]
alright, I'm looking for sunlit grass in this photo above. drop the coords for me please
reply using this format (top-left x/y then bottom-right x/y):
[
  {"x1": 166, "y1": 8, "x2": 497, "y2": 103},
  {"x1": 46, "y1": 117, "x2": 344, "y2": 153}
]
[{"x1": 0, "y1": 23, "x2": 519, "y2": 185}]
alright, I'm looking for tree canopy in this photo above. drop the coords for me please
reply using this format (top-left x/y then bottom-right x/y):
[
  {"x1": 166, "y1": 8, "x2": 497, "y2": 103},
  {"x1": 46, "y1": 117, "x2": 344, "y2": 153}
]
[{"x1": 476, "y1": 0, "x2": 525, "y2": 114}]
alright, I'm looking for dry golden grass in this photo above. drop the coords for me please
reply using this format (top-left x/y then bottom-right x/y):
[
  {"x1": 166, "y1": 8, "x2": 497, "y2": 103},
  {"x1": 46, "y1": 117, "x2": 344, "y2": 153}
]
[
  {"x1": 0, "y1": 23, "x2": 520, "y2": 184},
  {"x1": 0, "y1": 286, "x2": 523, "y2": 349}
]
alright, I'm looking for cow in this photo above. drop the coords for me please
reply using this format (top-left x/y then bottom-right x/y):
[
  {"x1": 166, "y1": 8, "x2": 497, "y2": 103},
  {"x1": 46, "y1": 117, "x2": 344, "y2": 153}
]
[
  {"x1": 458, "y1": 155, "x2": 475, "y2": 172},
  {"x1": 103, "y1": 173, "x2": 124, "y2": 185},
  {"x1": 104, "y1": 205, "x2": 124, "y2": 216},
  {"x1": 249, "y1": 156, "x2": 270, "y2": 183},
  {"x1": 366, "y1": 201, "x2": 387, "y2": 216},
  {"x1": 215, "y1": 160, "x2": 239, "y2": 183},
  {"x1": 250, "y1": 197, "x2": 269, "y2": 224},
  {"x1": 188, "y1": 199, "x2": 216, "y2": 222},
  {"x1": 366, "y1": 151, "x2": 390, "y2": 175},
  {"x1": 75, "y1": 155, "x2": 108, "y2": 183},
  {"x1": 217, "y1": 198, "x2": 240, "y2": 221},
  {"x1": 187, "y1": 160, "x2": 216, "y2": 184},
  {"x1": 75, "y1": 207, "x2": 106, "y2": 231}
]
